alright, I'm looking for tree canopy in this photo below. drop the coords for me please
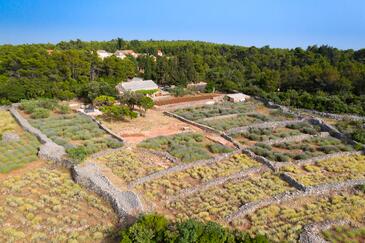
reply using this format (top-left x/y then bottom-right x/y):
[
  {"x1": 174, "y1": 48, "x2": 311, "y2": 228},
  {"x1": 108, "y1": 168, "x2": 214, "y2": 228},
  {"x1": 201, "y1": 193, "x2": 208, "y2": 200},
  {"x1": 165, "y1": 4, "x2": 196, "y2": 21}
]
[{"x1": 0, "y1": 39, "x2": 364, "y2": 114}]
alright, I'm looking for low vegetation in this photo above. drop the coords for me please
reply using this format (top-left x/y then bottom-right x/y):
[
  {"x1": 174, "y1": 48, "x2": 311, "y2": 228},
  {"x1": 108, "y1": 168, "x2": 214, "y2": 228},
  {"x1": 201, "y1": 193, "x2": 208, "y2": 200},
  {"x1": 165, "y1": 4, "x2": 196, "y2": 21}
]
[
  {"x1": 0, "y1": 166, "x2": 117, "y2": 242},
  {"x1": 99, "y1": 148, "x2": 173, "y2": 184},
  {"x1": 250, "y1": 136, "x2": 356, "y2": 162},
  {"x1": 167, "y1": 172, "x2": 293, "y2": 222},
  {"x1": 173, "y1": 102, "x2": 256, "y2": 121},
  {"x1": 336, "y1": 119, "x2": 365, "y2": 144},
  {"x1": 0, "y1": 111, "x2": 40, "y2": 173},
  {"x1": 322, "y1": 225, "x2": 365, "y2": 242},
  {"x1": 21, "y1": 101, "x2": 123, "y2": 162},
  {"x1": 232, "y1": 190, "x2": 365, "y2": 242},
  {"x1": 137, "y1": 154, "x2": 260, "y2": 199},
  {"x1": 138, "y1": 132, "x2": 233, "y2": 163},
  {"x1": 233, "y1": 122, "x2": 321, "y2": 144},
  {"x1": 281, "y1": 155, "x2": 365, "y2": 186}
]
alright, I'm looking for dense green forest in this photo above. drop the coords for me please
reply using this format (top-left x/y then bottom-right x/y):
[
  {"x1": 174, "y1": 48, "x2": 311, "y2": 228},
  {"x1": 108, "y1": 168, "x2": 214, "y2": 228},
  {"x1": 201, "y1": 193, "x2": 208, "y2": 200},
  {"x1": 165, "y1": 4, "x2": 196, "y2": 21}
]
[{"x1": 0, "y1": 38, "x2": 364, "y2": 115}]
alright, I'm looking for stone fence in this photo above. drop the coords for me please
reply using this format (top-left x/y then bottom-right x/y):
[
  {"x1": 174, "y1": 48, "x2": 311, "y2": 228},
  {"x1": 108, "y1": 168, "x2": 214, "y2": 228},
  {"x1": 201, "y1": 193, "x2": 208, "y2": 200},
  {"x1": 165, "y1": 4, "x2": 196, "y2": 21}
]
[
  {"x1": 128, "y1": 150, "x2": 241, "y2": 188},
  {"x1": 280, "y1": 173, "x2": 306, "y2": 191},
  {"x1": 72, "y1": 163, "x2": 143, "y2": 222},
  {"x1": 146, "y1": 150, "x2": 180, "y2": 163}
]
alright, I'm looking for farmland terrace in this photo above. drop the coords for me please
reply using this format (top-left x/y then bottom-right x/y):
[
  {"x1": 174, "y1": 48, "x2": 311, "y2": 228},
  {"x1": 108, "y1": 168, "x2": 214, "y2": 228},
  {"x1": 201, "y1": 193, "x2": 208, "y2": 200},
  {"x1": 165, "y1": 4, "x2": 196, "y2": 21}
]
[{"x1": 1, "y1": 96, "x2": 365, "y2": 242}]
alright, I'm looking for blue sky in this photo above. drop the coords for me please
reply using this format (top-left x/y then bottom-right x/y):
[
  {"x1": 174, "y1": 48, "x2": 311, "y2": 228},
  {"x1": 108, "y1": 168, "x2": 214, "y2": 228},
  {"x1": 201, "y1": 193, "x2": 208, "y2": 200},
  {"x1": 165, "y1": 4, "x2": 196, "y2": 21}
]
[{"x1": 0, "y1": 0, "x2": 364, "y2": 49}]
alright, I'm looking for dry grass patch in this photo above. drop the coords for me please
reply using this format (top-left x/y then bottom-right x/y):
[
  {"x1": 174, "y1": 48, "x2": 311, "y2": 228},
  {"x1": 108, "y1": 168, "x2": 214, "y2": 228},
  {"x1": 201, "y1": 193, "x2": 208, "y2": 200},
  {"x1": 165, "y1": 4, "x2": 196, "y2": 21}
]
[
  {"x1": 281, "y1": 155, "x2": 365, "y2": 186},
  {"x1": 136, "y1": 154, "x2": 260, "y2": 200},
  {"x1": 232, "y1": 190, "x2": 365, "y2": 242},
  {"x1": 166, "y1": 172, "x2": 293, "y2": 222},
  {"x1": 98, "y1": 148, "x2": 174, "y2": 184},
  {"x1": 0, "y1": 111, "x2": 41, "y2": 173},
  {"x1": 0, "y1": 164, "x2": 117, "y2": 242}
]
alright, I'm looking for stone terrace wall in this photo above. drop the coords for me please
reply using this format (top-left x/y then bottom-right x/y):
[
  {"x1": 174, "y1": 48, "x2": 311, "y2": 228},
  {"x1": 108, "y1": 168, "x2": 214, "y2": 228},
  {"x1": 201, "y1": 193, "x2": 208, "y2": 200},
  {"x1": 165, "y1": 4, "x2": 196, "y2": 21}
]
[
  {"x1": 72, "y1": 163, "x2": 143, "y2": 220},
  {"x1": 9, "y1": 106, "x2": 70, "y2": 167},
  {"x1": 280, "y1": 173, "x2": 306, "y2": 191}
]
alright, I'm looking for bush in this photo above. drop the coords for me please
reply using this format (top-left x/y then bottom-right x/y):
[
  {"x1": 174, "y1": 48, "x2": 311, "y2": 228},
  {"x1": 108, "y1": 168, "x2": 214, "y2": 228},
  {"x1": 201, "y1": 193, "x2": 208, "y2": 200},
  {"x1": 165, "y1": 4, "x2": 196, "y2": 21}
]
[
  {"x1": 57, "y1": 104, "x2": 70, "y2": 114},
  {"x1": 208, "y1": 144, "x2": 233, "y2": 154},
  {"x1": 120, "y1": 214, "x2": 269, "y2": 243},
  {"x1": 66, "y1": 146, "x2": 88, "y2": 162},
  {"x1": 30, "y1": 108, "x2": 50, "y2": 119}
]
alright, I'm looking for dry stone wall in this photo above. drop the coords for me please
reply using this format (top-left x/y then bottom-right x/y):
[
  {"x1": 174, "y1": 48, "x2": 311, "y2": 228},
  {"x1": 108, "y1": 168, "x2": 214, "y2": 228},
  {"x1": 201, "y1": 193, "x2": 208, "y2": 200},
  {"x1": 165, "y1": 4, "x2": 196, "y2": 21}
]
[
  {"x1": 72, "y1": 163, "x2": 143, "y2": 221},
  {"x1": 9, "y1": 106, "x2": 70, "y2": 167}
]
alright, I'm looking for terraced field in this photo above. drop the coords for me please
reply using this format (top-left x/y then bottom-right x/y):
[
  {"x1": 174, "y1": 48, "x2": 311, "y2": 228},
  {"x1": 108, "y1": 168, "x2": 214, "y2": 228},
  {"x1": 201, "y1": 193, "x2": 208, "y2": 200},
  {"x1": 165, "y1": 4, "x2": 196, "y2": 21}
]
[
  {"x1": 232, "y1": 190, "x2": 365, "y2": 242},
  {"x1": 138, "y1": 132, "x2": 233, "y2": 163},
  {"x1": 232, "y1": 121, "x2": 321, "y2": 145},
  {"x1": 0, "y1": 164, "x2": 117, "y2": 242},
  {"x1": 97, "y1": 147, "x2": 174, "y2": 184},
  {"x1": 135, "y1": 154, "x2": 261, "y2": 200},
  {"x1": 0, "y1": 110, "x2": 41, "y2": 173},
  {"x1": 281, "y1": 155, "x2": 365, "y2": 186},
  {"x1": 27, "y1": 111, "x2": 123, "y2": 162},
  {"x1": 166, "y1": 172, "x2": 294, "y2": 222},
  {"x1": 250, "y1": 135, "x2": 357, "y2": 163}
]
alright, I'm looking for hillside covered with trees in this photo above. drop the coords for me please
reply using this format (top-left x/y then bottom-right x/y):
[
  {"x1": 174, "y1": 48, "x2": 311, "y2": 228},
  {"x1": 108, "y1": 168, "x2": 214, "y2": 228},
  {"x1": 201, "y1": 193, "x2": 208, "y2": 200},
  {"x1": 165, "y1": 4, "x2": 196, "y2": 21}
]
[{"x1": 0, "y1": 39, "x2": 364, "y2": 115}]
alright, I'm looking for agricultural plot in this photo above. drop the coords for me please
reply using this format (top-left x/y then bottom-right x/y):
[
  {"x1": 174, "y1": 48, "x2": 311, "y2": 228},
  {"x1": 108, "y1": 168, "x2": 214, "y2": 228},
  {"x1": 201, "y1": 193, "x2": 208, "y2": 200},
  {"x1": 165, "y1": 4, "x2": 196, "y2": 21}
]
[
  {"x1": 250, "y1": 135, "x2": 357, "y2": 163},
  {"x1": 0, "y1": 165, "x2": 117, "y2": 242},
  {"x1": 166, "y1": 172, "x2": 294, "y2": 222},
  {"x1": 281, "y1": 155, "x2": 365, "y2": 186},
  {"x1": 232, "y1": 190, "x2": 365, "y2": 242},
  {"x1": 173, "y1": 101, "x2": 257, "y2": 121},
  {"x1": 136, "y1": 154, "x2": 261, "y2": 200},
  {"x1": 138, "y1": 132, "x2": 233, "y2": 163},
  {"x1": 0, "y1": 110, "x2": 40, "y2": 173},
  {"x1": 198, "y1": 110, "x2": 295, "y2": 132},
  {"x1": 173, "y1": 99, "x2": 297, "y2": 132},
  {"x1": 29, "y1": 113, "x2": 123, "y2": 161},
  {"x1": 97, "y1": 147, "x2": 174, "y2": 184},
  {"x1": 231, "y1": 121, "x2": 321, "y2": 145},
  {"x1": 322, "y1": 225, "x2": 365, "y2": 242}
]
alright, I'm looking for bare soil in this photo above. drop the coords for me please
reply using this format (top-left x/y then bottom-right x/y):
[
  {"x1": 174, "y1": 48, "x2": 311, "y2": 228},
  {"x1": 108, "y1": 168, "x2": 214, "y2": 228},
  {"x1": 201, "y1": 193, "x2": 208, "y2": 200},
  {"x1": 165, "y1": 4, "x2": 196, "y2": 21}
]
[{"x1": 101, "y1": 109, "x2": 203, "y2": 144}]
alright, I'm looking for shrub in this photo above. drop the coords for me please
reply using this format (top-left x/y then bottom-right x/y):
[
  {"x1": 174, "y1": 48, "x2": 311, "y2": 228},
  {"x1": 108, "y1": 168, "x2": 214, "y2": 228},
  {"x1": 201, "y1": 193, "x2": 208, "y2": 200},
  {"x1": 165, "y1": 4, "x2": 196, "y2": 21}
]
[
  {"x1": 30, "y1": 108, "x2": 50, "y2": 119},
  {"x1": 120, "y1": 214, "x2": 268, "y2": 243},
  {"x1": 93, "y1": 95, "x2": 116, "y2": 107},
  {"x1": 66, "y1": 147, "x2": 88, "y2": 162},
  {"x1": 208, "y1": 144, "x2": 233, "y2": 154},
  {"x1": 56, "y1": 104, "x2": 70, "y2": 114}
]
